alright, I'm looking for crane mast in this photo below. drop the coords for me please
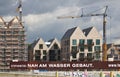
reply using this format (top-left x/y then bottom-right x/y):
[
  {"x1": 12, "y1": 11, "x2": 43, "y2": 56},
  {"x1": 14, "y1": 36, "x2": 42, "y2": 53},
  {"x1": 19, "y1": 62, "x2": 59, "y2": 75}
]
[
  {"x1": 16, "y1": 0, "x2": 22, "y2": 23},
  {"x1": 58, "y1": 6, "x2": 108, "y2": 61}
]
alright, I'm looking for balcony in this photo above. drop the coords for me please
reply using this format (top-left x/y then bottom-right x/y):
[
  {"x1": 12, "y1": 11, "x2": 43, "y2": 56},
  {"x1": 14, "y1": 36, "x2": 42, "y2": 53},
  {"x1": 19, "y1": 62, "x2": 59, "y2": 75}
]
[
  {"x1": 12, "y1": 38, "x2": 18, "y2": 41},
  {"x1": 79, "y1": 57, "x2": 94, "y2": 61},
  {"x1": 79, "y1": 57, "x2": 85, "y2": 61},
  {"x1": 14, "y1": 54, "x2": 19, "y2": 57},
  {"x1": 86, "y1": 56, "x2": 94, "y2": 61},
  {"x1": 5, "y1": 50, "x2": 11, "y2": 53},
  {"x1": 71, "y1": 46, "x2": 79, "y2": 54},
  {"x1": 0, "y1": 46, "x2": 5, "y2": 49},
  {"x1": 79, "y1": 42, "x2": 94, "y2": 47},
  {"x1": 6, "y1": 38, "x2": 12, "y2": 41},
  {"x1": 6, "y1": 58, "x2": 11, "y2": 61},
  {"x1": 71, "y1": 51, "x2": 78, "y2": 55}
]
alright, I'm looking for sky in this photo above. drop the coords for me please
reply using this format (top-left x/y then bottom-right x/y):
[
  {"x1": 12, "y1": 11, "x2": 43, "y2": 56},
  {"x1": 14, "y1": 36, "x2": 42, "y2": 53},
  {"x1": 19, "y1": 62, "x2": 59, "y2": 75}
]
[{"x1": 0, "y1": 0, "x2": 120, "y2": 44}]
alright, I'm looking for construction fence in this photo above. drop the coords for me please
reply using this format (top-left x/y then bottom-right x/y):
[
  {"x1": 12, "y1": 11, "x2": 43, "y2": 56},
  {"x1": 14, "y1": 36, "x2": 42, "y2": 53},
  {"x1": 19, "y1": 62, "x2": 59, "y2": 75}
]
[{"x1": 0, "y1": 71, "x2": 120, "y2": 77}]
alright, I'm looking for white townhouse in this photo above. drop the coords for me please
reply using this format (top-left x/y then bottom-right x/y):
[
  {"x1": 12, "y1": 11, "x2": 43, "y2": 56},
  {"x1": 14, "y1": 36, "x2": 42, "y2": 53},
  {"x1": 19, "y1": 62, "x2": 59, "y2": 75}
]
[{"x1": 61, "y1": 26, "x2": 102, "y2": 61}]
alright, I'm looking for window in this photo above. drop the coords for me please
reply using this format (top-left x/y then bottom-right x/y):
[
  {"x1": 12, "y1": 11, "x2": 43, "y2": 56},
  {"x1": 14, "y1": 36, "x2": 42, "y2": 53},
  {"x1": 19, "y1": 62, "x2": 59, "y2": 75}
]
[
  {"x1": 87, "y1": 53, "x2": 93, "y2": 58},
  {"x1": 72, "y1": 46, "x2": 77, "y2": 52},
  {"x1": 64, "y1": 40, "x2": 66, "y2": 45},
  {"x1": 35, "y1": 56, "x2": 40, "y2": 61},
  {"x1": 88, "y1": 46, "x2": 92, "y2": 51},
  {"x1": 72, "y1": 53, "x2": 76, "y2": 58},
  {"x1": 114, "y1": 55, "x2": 118, "y2": 60},
  {"x1": 94, "y1": 46, "x2": 101, "y2": 51},
  {"x1": 65, "y1": 40, "x2": 69, "y2": 45},
  {"x1": 54, "y1": 43, "x2": 58, "y2": 49},
  {"x1": 35, "y1": 50, "x2": 41, "y2": 56},
  {"x1": 43, "y1": 50, "x2": 47, "y2": 55},
  {"x1": 96, "y1": 39, "x2": 100, "y2": 45},
  {"x1": 35, "y1": 50, "x2": 41, "y2": 61},
  {"x1": 96, "y1": 53, "x2": 100, "y2": 59},
  {"x1": 72, "y1": 39, "x2": 77, "y2": 45},
  {"x1": 80, "y1": 46, "x2": 84, "y2": 51},
  {"x1": 87, "y1": 39, "x2": 93, "y2": 45},
  {"x1": 111, "y1": 49, "x2": 115, "y2": 54},
  {"x1": 79, "y1": 39, "x2": 85, "y2": 45},
  {"x1": 49, "y1": 50, "x2": 55, "y2": 55},
  {"x1": 58, "y1": 50, "x2": 60, "y2": 55},
  {"x1": 66, "y1": 40, "x2": 69, "y2": 45},
  {"x1": 39, "y1": 44, "x2": 43, "y2": 49},
  {"x1": 80, "y1": 53, "x2": 84, "y2": 58},
  {"x1": 58, "y1": 56, "x2": 61, "y2": 61},
  {"x1": 43, "y1": 56, "x2": 47, "y2": 60}
]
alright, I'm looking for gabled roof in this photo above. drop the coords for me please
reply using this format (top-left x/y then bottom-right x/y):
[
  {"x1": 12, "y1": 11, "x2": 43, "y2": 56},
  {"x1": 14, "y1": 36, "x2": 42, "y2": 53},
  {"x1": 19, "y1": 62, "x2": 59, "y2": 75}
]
[
  {"x1": 62, "y1": 27, "x2": 77, "y2": 40},
  {"x1": 82, "y1": 27, "x2": 93, "y2": 36},
  {"x1": 48, "y1": 38, "x2": 54, "y2": 43},
  {"x1": 107, "y1": 43, "x2": 113, "y2": 50},
  {"x1": 47, "y1": 38, "x2": 60, "y2": 50},
  {"x1": 30, "y1": 38, "x2": 48, "y2": 50},
  {"x1": 30, "y1": 38, "x2": 40, "y2": 49},
  {"x1": 8, "y1": 16, "x2": 23, "y2": 28},
  {"x1": 0, "y1": 16, "x2": 6, "y2": 28},
  {"x1": 0, "y1": 16, "x2": 5, "y2": 23}
]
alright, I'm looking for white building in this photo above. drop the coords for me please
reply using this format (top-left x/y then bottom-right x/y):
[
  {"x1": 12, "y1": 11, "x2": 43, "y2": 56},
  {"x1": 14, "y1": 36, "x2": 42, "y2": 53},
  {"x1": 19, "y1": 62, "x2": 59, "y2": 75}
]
[
  {"x1": 32, "y1": 38, "x2": 48, "y2": 61},
  {"x1": 61, "y1": 26, "x2": 102, "y2": 61},
  {"x1": 47, "y1": 38, "x2": 61, "y2": 61},
  {"x1": 107, "y1": 43, "x2": 120, "y2": 61},
  {"x1": 29, "y1": 38, "x2": 61, "y2": 61}
]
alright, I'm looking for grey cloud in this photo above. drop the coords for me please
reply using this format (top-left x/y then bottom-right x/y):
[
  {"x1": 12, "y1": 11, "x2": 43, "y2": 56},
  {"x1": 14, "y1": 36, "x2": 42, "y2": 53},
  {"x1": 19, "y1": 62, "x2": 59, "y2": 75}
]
[
  {"x1": 0, "y1": 0, "x2": 16, "y2": 16},
  {"x1": 0, "y1": 0, "x2": 110, "y2": 16},
  {"x1": 0, "y1": 0, "x2": 120, "y2": 43}
]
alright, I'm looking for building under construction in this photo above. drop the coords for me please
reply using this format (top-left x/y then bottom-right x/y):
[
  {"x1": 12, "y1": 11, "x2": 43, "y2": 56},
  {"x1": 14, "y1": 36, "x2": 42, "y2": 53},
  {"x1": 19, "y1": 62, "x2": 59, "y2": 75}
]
[{"x1": 0, "y1": 16, "x2": 27, "y2": 70}]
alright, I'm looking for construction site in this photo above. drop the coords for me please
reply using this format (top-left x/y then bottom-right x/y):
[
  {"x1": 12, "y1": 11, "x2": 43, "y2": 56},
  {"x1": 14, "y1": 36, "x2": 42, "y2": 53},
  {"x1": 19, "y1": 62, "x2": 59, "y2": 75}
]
[{"x1": 0, "y1": 0, "x2": 120, "y2": 77}]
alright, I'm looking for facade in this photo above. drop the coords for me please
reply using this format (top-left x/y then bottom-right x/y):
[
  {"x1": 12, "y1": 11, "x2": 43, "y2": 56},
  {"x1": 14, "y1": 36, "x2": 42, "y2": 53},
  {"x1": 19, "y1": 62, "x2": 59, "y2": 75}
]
[
  {"x1": 61, "y1": 26, "x2": 102, "y2": 61},
  {"x1": 0, "y1": 17, "x2": 27, "y2": 70},
  {"x1": 29, "y1": 38, "x2": 61, "y2": 61},
  {"x1": 30, "y1": 38, "x2": 48, "y2": 61},
  {"x1": 107, "y1": 43, "x2": 120, "y2": 61},
  {"x1": 83, "y1": 27, "x2": 102, "y2": 61},
  {"x1": 47, "y1": 38, "x2": 61, "y2": 61}
]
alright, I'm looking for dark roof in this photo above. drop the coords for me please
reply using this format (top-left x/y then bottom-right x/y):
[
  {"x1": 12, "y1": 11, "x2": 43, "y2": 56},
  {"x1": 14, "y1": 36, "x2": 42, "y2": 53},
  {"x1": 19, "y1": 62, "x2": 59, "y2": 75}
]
[
  {"x1": 29, "y1": 38, "x2": 40, "y2": 50},
  {"x1": 62, "y1": 27, "x2": 77, "y2": 40},
  {"x1": 107, "y1": 44, "x2": 112, "y2": 50},
  {"x1": 82, "y1": 27, "x2": 93, "y2": 36},
  {"x1": 47, "y1": 38, "x2": 55, "y2": 47},
  {"x1": 48, "y1": 38, "x2": 54, "y2": 42}
]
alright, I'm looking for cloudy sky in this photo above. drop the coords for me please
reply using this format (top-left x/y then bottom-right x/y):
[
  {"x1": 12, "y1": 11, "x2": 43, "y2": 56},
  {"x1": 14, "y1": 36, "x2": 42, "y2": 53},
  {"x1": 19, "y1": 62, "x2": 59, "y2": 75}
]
[{"x1": 0, "y1": 0, "x2": 120, "y2": 44}]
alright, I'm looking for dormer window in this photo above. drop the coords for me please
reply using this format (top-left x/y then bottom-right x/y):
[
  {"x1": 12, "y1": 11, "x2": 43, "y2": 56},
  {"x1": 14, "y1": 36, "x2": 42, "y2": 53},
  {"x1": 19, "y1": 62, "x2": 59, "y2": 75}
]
[{"x1": 39, "y1": 44, "x2": 43, "y2": 49}]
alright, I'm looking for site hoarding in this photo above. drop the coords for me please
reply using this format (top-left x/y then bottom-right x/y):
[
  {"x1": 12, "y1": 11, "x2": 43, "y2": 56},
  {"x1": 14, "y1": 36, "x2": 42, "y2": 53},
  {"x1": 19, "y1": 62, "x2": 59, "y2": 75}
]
[{"x1": 10, "y1": 61, "x2": 120, "y2": 70}]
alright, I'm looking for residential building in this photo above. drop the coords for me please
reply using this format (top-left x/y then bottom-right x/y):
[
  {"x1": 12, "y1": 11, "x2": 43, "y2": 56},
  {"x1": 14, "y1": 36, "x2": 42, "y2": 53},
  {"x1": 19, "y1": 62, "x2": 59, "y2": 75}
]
[
  {"x1": 61, "y1": 26, "x2": 102, "y2": 61},
  {"x1": 0, "y1": 16, "x2": 27, "y2": 70},
  {"x1": 107, "y1": 43, "x2": 120, "y2": 61},
  {"x1": 47, "y1": 38, "x2": 61, "y2": 61},
  {"x1": 29, "y1": 38, "x2": 48, "y2": 61},
  {"x1": 28, "y1": 38, "x2": 61, "y2": 61},
  {"x1": 83, "y1": 26, "x2": 102, "y2": 61},
  {"x1": 61, "y1": 26, "x2": 86, "y2": 61}
]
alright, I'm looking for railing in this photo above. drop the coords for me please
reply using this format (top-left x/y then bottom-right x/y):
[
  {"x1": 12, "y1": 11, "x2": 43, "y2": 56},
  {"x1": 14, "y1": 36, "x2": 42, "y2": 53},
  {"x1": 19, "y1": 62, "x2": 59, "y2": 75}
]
[{"x1": 79, "y1": 42, "x2": 94, "y2": 46}]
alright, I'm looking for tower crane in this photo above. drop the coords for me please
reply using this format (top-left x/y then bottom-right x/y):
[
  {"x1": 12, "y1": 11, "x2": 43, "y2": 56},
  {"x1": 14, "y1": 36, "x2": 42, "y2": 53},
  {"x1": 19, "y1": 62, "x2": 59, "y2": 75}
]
[{"x1": 58, "y1": 6, "x2": 108, "y2": 61}]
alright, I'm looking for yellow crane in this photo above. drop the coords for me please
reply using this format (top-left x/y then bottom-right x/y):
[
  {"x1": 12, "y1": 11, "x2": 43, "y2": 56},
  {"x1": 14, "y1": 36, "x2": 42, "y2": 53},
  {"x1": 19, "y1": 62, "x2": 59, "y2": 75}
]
[{"x1": 58, "y1": 6, "x2": 108, "y2": 61}]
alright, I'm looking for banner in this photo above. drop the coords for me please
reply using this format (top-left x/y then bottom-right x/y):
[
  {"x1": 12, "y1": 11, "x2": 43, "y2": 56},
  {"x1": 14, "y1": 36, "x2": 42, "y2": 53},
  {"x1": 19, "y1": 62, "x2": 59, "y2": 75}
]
[{"x1": 10, "y1": 61, "x2": 120, "y2": 70}]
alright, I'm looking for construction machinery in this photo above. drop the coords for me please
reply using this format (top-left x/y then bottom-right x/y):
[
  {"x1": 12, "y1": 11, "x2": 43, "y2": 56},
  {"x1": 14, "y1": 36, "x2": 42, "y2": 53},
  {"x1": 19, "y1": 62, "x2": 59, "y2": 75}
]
[{"x1": 58, "y1": 6, "x2": 108, "y2": 61}]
